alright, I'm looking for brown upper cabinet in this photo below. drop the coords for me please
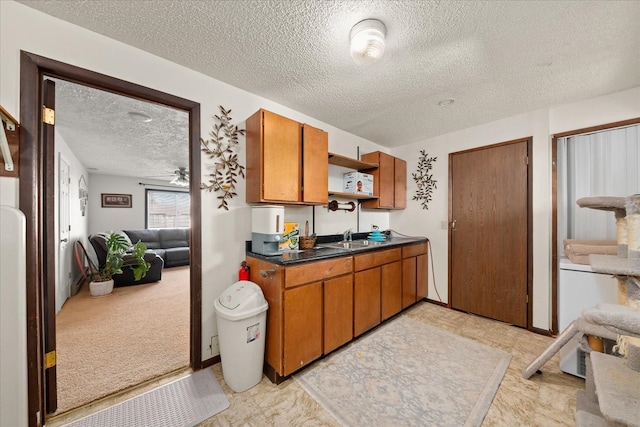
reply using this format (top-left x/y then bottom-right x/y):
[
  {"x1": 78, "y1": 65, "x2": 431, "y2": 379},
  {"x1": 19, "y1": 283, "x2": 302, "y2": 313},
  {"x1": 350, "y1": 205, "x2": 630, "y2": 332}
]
[
  {"x1": 360, "y1": 151, "x2": 407, "y2": 209},
  {"x1": 246, "y1": 109, "x2": 328, "y2": 205}
]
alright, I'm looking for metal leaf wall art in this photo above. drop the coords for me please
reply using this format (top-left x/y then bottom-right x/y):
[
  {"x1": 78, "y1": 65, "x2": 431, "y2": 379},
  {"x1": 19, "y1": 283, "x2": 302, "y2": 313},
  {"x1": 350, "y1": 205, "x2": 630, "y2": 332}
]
[
  {"x1": 200, "y1": 106, "x2": 246, "y2": 210},
  {"x1": 412, "y1": 150, "x2": 437, "y2": 210}
]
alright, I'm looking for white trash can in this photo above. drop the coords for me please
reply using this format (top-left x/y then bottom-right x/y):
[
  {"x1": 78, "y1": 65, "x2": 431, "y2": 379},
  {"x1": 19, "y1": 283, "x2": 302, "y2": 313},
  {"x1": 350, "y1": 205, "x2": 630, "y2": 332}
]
[{"x1": 214, "y1": 280, "x2": 268, "y2": 393}]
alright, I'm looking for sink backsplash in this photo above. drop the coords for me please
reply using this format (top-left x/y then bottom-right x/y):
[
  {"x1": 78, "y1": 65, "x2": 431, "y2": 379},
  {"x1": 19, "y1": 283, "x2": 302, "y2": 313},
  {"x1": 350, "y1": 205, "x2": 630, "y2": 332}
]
[{"x1": 282, "y1": 205, "x2": 389, "y2": 236}]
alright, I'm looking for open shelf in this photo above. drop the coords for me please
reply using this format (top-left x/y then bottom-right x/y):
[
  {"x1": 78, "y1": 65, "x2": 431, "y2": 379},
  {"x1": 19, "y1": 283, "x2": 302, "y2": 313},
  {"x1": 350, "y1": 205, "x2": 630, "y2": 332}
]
[
  {"x1": 328, "y1": 191, "x2": 378, "y2": 200},
  {"x1": 328, "y1": 152, "x2": 378, "y2": 171}
]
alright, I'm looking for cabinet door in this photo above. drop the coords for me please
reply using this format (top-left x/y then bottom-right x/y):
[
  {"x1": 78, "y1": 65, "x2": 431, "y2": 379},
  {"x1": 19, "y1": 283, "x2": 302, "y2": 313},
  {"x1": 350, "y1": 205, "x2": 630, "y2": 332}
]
[
  {"x1": 324, "y1": 274, "x2": 353, "y2": 353},
  {"x1": 354, "y1": 267, "x2": 381, "y2": 336},
  {"x1": 417, "y1": 253, "x2": 428, "y2": 299},
  {"x1": 402, "y1": 256, "x2": 417, "y2": 309},
  {"x1": 262, "y1": 110, "x2": 301, "y2": 202},
  {"x1": 381, "y1": 260, "x2": 402, "y2": 321},
  {"x1": 394, "y1": 157, "x2": 407, "y2": 209},
  {"x1": 302, "y1": 124, "x2": 328, "y2": 204},
  {"x1": 284, "y1": 282, "x2": 323, "y2": 376}
]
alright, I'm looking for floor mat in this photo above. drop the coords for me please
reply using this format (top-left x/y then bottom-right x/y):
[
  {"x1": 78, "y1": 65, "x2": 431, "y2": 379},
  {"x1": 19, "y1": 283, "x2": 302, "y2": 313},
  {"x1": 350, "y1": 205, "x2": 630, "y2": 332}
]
[
  {"x1": 296, "y1": 315, "x2": 511, "y2": 427},
  {"x1": 64, "y1": 368, "x2": 229, "y2": 427}
]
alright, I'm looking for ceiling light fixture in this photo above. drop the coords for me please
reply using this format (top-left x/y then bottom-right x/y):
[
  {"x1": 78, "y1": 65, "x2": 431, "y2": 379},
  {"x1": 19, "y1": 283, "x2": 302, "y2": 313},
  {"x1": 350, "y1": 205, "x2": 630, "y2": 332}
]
[
  {"x1": 170, "y1": 174, "x2": 189, "y2": 187},
  {"x1": 438, "y1": 98, "x2": 455, "y2": 106},
  {"x1": 127, "y1": 111, "x2": 152, "y2": 122},
  {"x1": 350, "y1": 19, "x2": 386, "y2": 64}
]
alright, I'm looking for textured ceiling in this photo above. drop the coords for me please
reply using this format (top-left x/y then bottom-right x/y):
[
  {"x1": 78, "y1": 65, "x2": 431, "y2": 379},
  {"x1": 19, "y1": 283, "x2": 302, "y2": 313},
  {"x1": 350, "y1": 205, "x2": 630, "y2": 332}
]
[
  {"x1": 19, "y1": 0, "x2": 640, "y2": 156},
  {"x1": 52, "y1": 79, "x2": 189, "y2": 181}
]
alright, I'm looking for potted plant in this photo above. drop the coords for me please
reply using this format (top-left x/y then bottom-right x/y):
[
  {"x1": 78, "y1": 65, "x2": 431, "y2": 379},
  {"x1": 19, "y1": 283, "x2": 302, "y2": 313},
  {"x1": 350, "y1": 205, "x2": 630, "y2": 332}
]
[{"x1": 89, "y1": 232, "x2": 152, "y2": 296}]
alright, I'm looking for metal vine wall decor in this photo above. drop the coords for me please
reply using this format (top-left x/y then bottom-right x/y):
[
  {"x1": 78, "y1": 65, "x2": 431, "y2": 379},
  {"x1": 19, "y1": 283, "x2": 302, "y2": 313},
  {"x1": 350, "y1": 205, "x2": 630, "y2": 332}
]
[
  {"x1": 201, "y1": 105, "x2": 246, "y2": 210},
  {"x1": 412, "y1": 150, "x2": 438, "y2": 210}
]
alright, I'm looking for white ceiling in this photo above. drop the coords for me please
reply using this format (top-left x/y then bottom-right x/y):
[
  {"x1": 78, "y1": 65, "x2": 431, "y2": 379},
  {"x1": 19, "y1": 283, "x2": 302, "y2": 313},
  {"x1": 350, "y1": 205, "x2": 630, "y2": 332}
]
[{"x1": 17, "y1": 0, "x2": 640, "y2": 180}]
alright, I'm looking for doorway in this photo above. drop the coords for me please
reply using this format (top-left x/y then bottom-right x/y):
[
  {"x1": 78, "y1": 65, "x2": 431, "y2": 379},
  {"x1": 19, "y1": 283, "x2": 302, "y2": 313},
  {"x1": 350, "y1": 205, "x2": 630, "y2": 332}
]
[
  {"x1": 448, "y1": 137, "x2": 532, "y2": 328},
  {"x1": 19, "y1": 51, "x2": 202, "y2": 426}
]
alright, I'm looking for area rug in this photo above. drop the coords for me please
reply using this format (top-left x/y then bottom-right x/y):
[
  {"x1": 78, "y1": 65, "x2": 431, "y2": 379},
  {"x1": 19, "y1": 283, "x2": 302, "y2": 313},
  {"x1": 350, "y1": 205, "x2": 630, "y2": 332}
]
[
  {"x1": 63, "y1": 368, "x2": 228, "y2": 427},
  {"x1": 295, "y1": 315, "x2": 511, "y2": 427}
]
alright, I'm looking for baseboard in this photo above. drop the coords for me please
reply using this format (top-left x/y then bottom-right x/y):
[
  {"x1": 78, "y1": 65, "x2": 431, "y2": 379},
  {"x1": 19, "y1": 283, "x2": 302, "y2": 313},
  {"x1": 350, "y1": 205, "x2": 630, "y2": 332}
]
[
  {"x1": 530, "y1": 326, "x2": 553, "y2": 337},
  {"x1": 424, "y1": 298, "x2": 448, "y2": 307},
  {"x1": 201, "y1": 355, "x2": 220, "y2": 369}
]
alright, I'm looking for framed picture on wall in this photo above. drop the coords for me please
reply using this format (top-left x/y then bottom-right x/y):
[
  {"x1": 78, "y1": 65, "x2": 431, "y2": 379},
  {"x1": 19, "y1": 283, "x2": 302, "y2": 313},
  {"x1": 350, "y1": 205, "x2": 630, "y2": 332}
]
[{"x1": 101, "y1": 193, "x2": 132, "y2": 208}]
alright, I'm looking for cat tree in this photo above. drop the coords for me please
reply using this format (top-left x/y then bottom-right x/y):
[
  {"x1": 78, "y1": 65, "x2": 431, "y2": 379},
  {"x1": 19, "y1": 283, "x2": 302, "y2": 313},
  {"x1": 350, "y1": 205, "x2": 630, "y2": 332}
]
[{"x1": 523, "y1": 195, "x2": 640, "y2": 426}]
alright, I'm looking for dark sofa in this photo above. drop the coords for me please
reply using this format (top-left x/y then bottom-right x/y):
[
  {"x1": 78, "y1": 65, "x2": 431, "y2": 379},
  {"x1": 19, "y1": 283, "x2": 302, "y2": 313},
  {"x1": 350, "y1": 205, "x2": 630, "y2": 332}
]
[
  {"x1": 89, "y1": 232, "x2": 164, "y2": 287},
  {"x1": 123, "y1": 228, "x2": 190, "y2": 268}
]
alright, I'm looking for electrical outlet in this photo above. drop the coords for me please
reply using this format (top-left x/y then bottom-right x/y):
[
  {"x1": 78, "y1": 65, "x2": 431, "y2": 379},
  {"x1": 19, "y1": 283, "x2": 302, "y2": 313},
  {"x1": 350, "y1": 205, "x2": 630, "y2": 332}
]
[
  {"x1": 440, "y1": 221, "x2": 448, "y2": 230},
  {"x1": 210, "y1": 335, "x2": 220, "y2": 355}
]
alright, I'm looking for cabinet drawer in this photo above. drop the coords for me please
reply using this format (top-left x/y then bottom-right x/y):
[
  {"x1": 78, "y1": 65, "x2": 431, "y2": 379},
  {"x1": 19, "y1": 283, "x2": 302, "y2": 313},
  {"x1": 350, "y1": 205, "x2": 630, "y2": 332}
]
[
  {"x1": 354, "y1": 248, "x2": 401, "y2": 272},
  {"x1": 285, "y1": 257, "x2": 352, "y2": 288},
  {"x1": 402, "y1": 242, "x2": 427, "y2": 258}
]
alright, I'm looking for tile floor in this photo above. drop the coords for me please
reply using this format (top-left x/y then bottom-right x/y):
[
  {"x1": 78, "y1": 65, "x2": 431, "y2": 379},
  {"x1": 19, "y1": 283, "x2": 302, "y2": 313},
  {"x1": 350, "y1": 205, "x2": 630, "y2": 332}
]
[{"x1": 47, "y1": 302, "x2": 583, "y2": 426}]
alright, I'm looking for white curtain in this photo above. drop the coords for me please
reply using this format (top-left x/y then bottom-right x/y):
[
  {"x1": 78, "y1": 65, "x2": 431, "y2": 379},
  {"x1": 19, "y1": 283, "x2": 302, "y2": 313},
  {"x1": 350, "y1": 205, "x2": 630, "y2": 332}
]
[{"x1": 557, "y1": 124, "x2": 640, "y2": 254}]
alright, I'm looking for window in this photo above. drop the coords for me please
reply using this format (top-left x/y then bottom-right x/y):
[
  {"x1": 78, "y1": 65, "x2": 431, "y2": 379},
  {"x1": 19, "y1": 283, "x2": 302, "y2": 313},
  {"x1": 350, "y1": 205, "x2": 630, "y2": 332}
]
[{"x1": 146, "y1": 189, "x2": 190, "y2": 229}]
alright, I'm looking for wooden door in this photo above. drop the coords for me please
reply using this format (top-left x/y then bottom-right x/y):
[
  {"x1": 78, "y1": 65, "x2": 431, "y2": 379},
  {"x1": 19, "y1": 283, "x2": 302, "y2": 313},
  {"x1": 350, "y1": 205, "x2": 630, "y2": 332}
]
[
  {"x1": 324, "y1": 274, "x2": 353, "y2": 353},
  {"x1": 381, "y1": 261, "x2": 402, "y2": 321},
  {"x1": 394, "y1": 157, "x2": 407, "y2": 209},
  {"x1": 283, "y1": 282, "x2": 322, "y2": 375},
  {"x1": 449, "y1": 139, "x2": 529, "y2": 327},
  {"x1": 261, "y1": 110, "x2": 301, "y2": 202},
  {"x1": 302, "y1": 124, "x2": 328, "y2": 204},
  {"x1": 354, "y1": 267, "x2": 381, "y2": 336}
]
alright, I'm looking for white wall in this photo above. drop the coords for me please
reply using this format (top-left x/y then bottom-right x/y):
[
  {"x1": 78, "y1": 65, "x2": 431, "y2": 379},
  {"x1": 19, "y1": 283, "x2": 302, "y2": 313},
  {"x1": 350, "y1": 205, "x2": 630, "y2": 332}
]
[
  {"x1": 390, "y1": 87, "x2": 640, "y2": 330},
  {"x1": 55, "y1": 129, "x2": 90, "y2": 312},
  {"x1": 87, "y1": 175, "x2": 175, "y2": 235}
]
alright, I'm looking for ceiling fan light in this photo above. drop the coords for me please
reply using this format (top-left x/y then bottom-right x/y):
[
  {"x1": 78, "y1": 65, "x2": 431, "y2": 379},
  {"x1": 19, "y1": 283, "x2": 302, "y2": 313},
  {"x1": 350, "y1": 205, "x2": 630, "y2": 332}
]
[
  {"x1": 350, "y1": 19, "x2": 386, "y2": 65},
  {"x1": 170, "y1": 174, "x2": 189, "y2": 187}
]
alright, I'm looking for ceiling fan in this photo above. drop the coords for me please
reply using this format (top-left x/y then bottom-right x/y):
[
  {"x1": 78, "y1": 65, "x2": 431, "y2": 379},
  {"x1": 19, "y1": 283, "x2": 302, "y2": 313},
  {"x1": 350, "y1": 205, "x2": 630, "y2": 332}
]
[
  {"x1": 169, "y1": 167, "x2": 189, "y2": 187},
  {"x1": 145, "y1": 167, "x2": 189, "y2": 187}
]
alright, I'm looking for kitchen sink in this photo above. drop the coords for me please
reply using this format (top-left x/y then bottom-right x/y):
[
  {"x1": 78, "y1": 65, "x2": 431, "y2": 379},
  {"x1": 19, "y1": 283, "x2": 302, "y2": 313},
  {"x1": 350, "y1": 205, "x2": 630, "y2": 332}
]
[{"x1": 318, "y1": 239, "x2": 387, "y2": 250}]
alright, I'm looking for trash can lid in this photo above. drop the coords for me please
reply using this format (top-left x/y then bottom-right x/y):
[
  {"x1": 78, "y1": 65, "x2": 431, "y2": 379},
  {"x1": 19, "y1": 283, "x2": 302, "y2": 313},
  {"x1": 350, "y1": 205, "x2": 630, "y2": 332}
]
[{"x1": 218, "y1": 280, "x2": 266, "y2": 311}]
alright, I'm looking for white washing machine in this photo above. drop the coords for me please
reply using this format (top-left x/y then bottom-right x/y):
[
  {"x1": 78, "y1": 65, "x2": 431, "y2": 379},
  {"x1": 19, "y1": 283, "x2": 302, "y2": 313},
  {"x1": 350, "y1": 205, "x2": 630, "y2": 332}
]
[{"x1": 558, "y1": 258, "x2": 618, "y2": 378}]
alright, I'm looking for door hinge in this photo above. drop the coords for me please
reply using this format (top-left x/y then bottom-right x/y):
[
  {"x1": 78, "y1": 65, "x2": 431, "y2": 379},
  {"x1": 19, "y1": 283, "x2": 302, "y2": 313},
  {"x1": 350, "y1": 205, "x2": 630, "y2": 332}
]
[
  {"x1": 42, "y1": 106, "x2": 55, "y2": 125},
  {"x1": 44, "y1": 350, "x2": 56, "y2": 369},
  {"x1": 525, "y1": 156, "x2": 529, "y2": 165},
  {"x1": 526, "y1": 295, "x2": 529, "y2": 304}
]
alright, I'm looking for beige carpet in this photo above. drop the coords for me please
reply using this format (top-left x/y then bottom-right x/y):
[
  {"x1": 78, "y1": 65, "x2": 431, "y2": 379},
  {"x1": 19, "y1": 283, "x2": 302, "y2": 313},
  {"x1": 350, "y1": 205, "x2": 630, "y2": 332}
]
[
  {"x1": 55, "y1": 266, "x2": 190, "y2": 413},
  {"x1": 296, "y1": 315, "x2": 511, "y2": 426}
]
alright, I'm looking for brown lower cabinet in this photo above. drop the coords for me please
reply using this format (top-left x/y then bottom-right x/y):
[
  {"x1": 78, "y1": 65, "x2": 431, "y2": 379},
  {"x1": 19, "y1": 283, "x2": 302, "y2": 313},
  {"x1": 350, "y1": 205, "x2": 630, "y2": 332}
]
[
  {"x1": 402, "y1": 242, "x2": 429, "y2": 308},
  {"x1": 324, "y1": 274, "x2": 353, "y2": 353},
  {"x1": 283, "y1": 282, "x2": 323, "y2": 375},
  {"x1": 246, "y1": 239, "x2": 428, "y2": 382},
  {"x1": 354, "y1": 248, "x2": 402, "y2": 336}
]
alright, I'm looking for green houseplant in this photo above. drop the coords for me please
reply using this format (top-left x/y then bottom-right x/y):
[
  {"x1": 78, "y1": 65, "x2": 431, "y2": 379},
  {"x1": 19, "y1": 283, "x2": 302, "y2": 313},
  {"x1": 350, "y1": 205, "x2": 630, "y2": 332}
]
[{"x1": 89, "y1": 232, "x2": 152, "y2": 296}]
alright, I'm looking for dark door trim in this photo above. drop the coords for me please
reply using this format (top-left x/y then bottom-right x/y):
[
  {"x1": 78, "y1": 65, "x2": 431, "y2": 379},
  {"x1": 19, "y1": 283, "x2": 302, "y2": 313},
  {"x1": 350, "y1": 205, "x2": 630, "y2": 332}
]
[
  {"x1": 447, "y1": 137, "x2": 533, "y2": 329},
  {"x1": 19, "y1": 51, "x2": 202, "y2": 426},
  {"x1": 550, "y1": 117, "x2": 640, "y2": 335}
]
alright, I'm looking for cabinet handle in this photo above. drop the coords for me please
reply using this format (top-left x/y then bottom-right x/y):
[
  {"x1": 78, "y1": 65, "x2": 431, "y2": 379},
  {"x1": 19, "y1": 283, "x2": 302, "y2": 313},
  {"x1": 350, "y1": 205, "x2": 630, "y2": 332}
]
[{"x1": 259, "y1": 269, "x2": 276, "y2": 278}]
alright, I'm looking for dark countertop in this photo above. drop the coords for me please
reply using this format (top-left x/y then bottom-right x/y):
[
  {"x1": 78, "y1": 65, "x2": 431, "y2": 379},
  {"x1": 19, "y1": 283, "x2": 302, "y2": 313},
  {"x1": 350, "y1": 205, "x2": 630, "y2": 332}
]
[{"x1": 246, "y1": 232, "x2": 428, "y2": 266}]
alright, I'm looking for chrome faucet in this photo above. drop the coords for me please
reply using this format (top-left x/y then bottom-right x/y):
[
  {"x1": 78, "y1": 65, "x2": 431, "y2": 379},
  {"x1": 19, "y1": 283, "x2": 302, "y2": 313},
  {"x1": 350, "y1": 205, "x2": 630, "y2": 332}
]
[{"x1": 343, "y1": 228, "x2": 353, "y2": 242}]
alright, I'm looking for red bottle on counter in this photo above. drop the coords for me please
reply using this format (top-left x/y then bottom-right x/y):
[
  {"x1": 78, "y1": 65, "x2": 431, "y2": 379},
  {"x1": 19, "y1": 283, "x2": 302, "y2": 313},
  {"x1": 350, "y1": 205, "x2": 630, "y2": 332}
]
[{"x1": 239, "y1": 261, "x2": 250, "y2": 281}]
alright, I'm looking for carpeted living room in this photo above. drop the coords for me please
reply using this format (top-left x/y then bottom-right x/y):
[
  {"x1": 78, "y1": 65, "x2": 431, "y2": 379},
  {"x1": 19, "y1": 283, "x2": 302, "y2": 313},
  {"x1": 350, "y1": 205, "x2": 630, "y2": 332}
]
[{"x1": 54, "y1": 265, "x2": 191, "y2": 414}]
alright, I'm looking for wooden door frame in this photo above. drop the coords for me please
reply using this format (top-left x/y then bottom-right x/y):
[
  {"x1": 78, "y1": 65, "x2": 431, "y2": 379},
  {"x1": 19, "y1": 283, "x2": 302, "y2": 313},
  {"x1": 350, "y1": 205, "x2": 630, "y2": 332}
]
[
  {"x1": 447, "y1": 137, "x2": 533, "y2": 330},
  {"x1": 550, "y1": 117, "x2": 640, "y2": 335},
  {"x1": 19, "y1": 51, "x2": 202, "y2": 426}
]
